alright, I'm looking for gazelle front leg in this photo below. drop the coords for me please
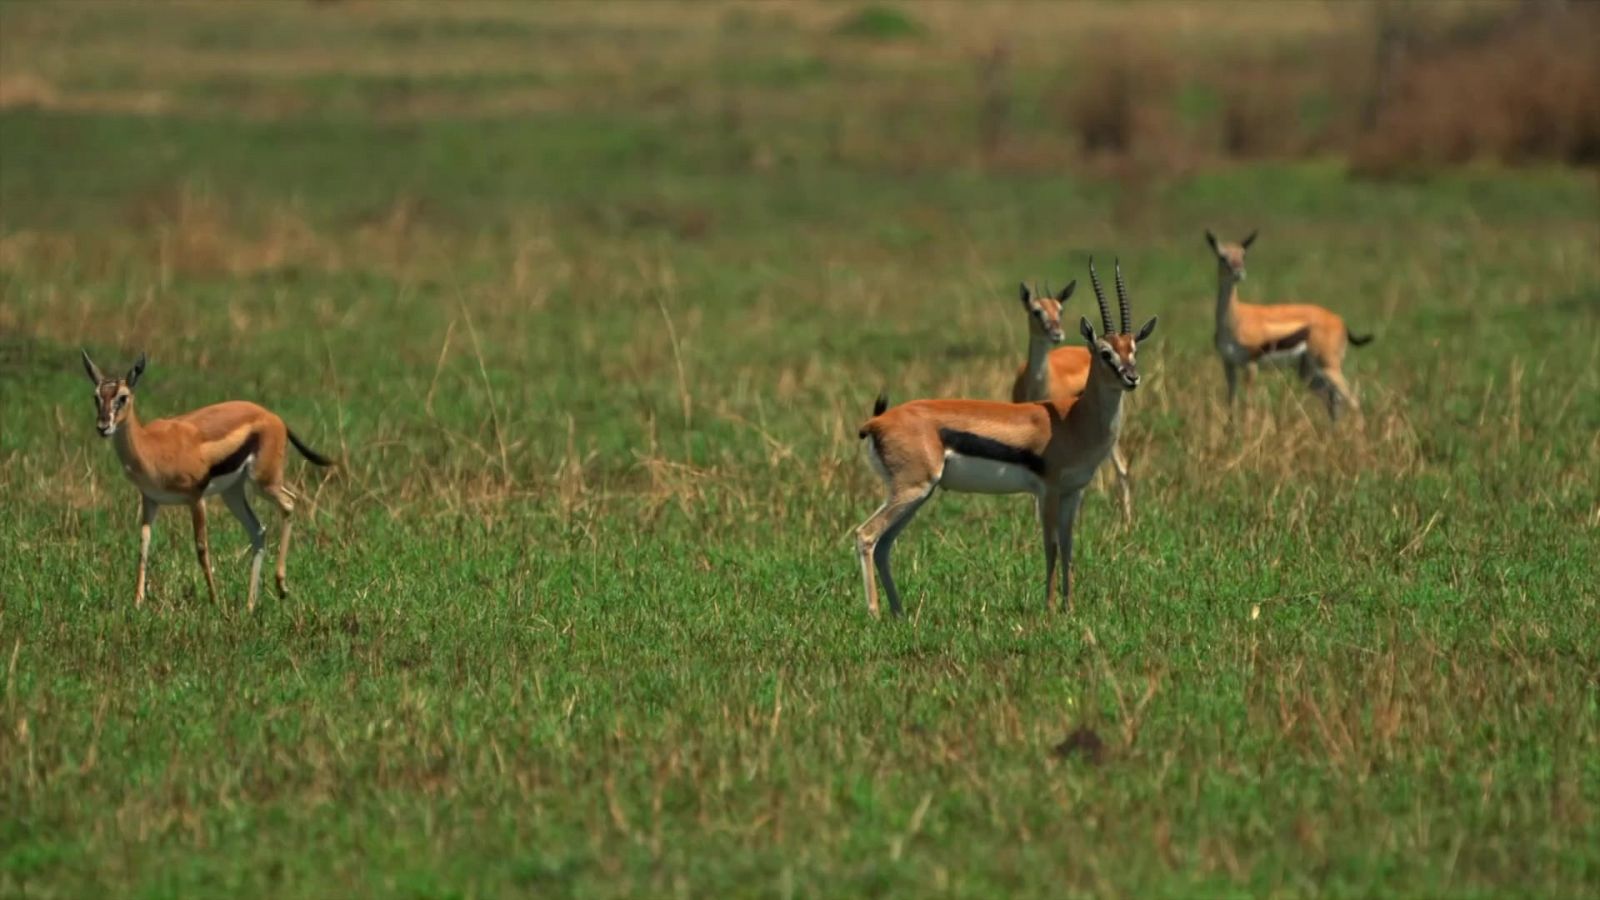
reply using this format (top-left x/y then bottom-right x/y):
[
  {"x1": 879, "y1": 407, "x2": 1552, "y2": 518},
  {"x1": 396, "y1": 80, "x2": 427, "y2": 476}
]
[
  {"x1": 134, "y1": 496, "x2": 158, "y2": 607},
  {"x1": 1040, "y1": 489, "x2": 1061, "y2": 612},
  {"x1": 1055, "y1": 489, "x2": 1085, "y2": 613},
  {"x1": 189, "y1": 501, "x2": 219, "y2": 606},
  {"x1": 1108, "y1": 443, "x2": 1132, "y2": 521},
  {"x1": 1223, "y1": 360, "x2": 1240, "y2": 409},
  {"x1": 223, "y1": 485, "x2": 267, "y2": 612}
]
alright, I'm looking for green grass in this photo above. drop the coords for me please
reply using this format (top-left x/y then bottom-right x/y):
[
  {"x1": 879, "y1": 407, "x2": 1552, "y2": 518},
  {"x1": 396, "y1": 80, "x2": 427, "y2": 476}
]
[{"x1": 3, "y1": 2, "x2": 1599, "y2": 898}]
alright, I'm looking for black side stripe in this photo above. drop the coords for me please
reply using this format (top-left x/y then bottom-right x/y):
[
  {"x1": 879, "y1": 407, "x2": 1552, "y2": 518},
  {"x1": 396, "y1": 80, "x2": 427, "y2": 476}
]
[
  {"x1": 1252, "y1": 325, "x2": 1311, "y2": 360},
  {"x1": 203, "y1": 433, "x2": 260, "y2": 488},
  {"x1": 938, "y1": 428, "x2": 1046, "y2": 477}
]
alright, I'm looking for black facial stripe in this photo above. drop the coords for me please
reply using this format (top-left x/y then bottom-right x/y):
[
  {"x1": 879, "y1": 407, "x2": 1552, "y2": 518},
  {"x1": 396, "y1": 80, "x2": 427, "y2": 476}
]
[{"x1": 939, "y1": 428, "x2": 1046, "y2": 477}]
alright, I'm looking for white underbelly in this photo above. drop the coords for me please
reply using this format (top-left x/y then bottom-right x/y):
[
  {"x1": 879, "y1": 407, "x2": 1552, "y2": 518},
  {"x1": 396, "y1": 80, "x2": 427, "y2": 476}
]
[
  {"x1": 1257, "y1": 344, "x2": 1307, "y2": 367},
  {"x1": 204, "y1": 459, "x2": 254, "y2": 496},
  {"x1": 130, "y1": 455, "x2": 254, "y2": 506},
  {"x1": 1215, "y1": 336, "x2": 1251, "y2": 365},
  {"x1": 939, "y1": 452, "x2": 1042, "y2": 495},
  {"x1": 140, "y1": 487, "x2": 191, "y2": 505}
]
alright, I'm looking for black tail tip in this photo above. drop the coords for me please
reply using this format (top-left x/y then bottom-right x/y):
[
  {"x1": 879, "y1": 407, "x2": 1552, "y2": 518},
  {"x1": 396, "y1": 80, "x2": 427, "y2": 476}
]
[
  {"x1": 872, "y1": 392, "x2": 889, "y2": 417},
  {"x1": 1348, "y1": 331, "x2": 1375, "y2": 347},
  {"x1": 287, "y1": 429, "x2": 336, "y2": 467}
]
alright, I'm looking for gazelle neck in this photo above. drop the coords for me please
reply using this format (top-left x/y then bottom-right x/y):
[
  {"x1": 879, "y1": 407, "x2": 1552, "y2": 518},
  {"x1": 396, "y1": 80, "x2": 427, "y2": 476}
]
[
  {"x1": 1023, "y1": 331, "x2": 1056, "y2": 400},
  {"x1": 1067, "y1": 353, "x2": 1126, "y2": 437},
  {"x1": 1215, "y1": 269, "x2": 1241, "y2": 332},
  {"x1": 112, "y1": 402, "x2": 148, "y2": 469}
]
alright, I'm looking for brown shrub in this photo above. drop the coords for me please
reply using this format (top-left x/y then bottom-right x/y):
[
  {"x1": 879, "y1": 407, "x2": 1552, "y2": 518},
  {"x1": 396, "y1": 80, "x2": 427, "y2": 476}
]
[
  {"x1": 1220, "y1": 73, "x2": 1304, "y2": 160},
  {"x1": 1352, "y1": 6, "x2": 1600, "y2": 175},
  {"x1": 1057, "y1": 34, "x2": 1176, "y2": 159}
]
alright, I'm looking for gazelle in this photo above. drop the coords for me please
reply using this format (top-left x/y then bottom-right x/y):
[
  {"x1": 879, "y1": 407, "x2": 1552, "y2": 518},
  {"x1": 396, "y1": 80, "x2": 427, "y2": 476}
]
[
  {"x1": 855, "y1": 260, "x2": 1156, "y2": 617},
  {"x1": 1009, "y1": 279, "x2": 1134, "y2": 519},
  {"x1": 1207, "y1": 229, "x2": 1373, "y2": 421},
  {"x1": 81, "y1": 350, "x2": 334, "y2": 611}
]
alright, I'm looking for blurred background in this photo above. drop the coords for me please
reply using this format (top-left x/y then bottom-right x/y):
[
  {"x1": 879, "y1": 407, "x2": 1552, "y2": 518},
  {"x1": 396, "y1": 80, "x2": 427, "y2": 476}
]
[{"x1": 4, "y1": 0, "x2": 1595, "y2": 182}]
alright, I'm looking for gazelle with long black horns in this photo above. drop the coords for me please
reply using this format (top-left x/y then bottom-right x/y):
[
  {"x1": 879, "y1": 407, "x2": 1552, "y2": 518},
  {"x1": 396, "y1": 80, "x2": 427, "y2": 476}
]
[
  {"x1": 1009, "y1": 279, "x2": 1134, "y2": 519},
  {"x1": 855, "y1": 260, "x2": 1156, "y2": 617},
  {"x1": 81, "y1": 350, "x2": 334, "y2": 611},
  {"x1": 1207, "y1": 229, "x2": 1373, "y2": 421}
]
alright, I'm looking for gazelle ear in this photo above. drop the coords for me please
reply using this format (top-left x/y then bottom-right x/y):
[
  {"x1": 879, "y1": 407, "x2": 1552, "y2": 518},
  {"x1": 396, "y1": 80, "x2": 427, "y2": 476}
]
[
  {"x1": 1019, "y1": 281, "x2": 1033, "y2": 306},
  {"x1": 1135, "y1": 316, "x2": 1158, "y2": 343},
  {"x1": 1079, "y1": 316, "x2": 1097, "y2": 344},
  {"x1": 1056, "y1": 279, "x2": 1076, "y2": 302},
  {"x1": 126, "y1": 352, "x2": 147, "y2": 389},
  {"x1": 1205, "y1": 229, "x2": 1219, "y2": 252},
  {"x1": 81, "y1": 349, "x2": 104, "y2": 385},
  {"x1": 1241, "y1": 229, "x2": 1257, "y2": 249}
]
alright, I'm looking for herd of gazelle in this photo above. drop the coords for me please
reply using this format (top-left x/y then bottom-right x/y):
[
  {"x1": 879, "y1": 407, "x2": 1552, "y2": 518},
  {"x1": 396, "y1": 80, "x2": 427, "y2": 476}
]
[
  {"x1": 854, "y1": 233, "x2": 1374, "y2": 617},
  {"x1": 79, "y1": 230, "x2": 1370, "y2": 614}
]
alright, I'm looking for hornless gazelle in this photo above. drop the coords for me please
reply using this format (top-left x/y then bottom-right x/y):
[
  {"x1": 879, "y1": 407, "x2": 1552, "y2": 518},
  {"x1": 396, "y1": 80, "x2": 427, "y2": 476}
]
[
  {"x1": 1010, "y1": 279, "x2": 1134, "y2": 519},
  {"x1": 854, "y1": 260, "x2": 1156, "y2": 617},
  {"x1": 81, "y1": 350, "x2": 334, "y2": 611},
  {"x1": 1207, "y1": 229, "x2": 1374, "y2": 421}
]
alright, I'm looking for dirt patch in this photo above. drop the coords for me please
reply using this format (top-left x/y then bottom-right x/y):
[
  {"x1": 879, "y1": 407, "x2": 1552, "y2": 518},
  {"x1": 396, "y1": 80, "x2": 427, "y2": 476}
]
[{"x1": 1053, "y1": 726, "x2": 1106, "y2": 765}]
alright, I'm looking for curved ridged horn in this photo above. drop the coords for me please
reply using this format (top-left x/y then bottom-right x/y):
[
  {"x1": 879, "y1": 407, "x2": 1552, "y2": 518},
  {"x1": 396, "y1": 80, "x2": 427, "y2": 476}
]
[
  {"x1": 1114, "y1": 258, "x2": 1131, "y2": 334},
  {"x1": 81, "y1": 348, "x2": 104, "y2": 385},
  {"x1": 1087, "y1": 257, "x2": 1113, "y2": 335}
]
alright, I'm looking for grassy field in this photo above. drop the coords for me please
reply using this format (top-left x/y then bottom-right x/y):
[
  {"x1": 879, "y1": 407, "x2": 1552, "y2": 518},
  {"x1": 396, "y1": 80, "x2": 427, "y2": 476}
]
[{"x1": 2, "y1": 2, "x2": 1598, "y2": 897}]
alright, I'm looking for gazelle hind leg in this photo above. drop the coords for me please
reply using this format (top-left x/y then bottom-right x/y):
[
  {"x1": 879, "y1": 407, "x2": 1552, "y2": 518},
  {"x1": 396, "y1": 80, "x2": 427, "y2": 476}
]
[
  {"x1": 855, "y1": 506, "x2": 884, "y2": 617},
  {"x1": 854, "y1": 484, "x2": 933, "y2": 617},
  {"x1": 1322, "y1": 367, "x2": 1357, "y2": 422},
  {"x1": 259, "y1": 482, "x2": 297, "y2": 597},
  {"x1": 872, "y1": 487, "x2": 934, "y2": 618},
  {"x1": 1305, "y1": 365, "x2": 1356, "y2": 423},
  {"x1": 222, "y1": 485, "x2": 267, "y2": 612}
]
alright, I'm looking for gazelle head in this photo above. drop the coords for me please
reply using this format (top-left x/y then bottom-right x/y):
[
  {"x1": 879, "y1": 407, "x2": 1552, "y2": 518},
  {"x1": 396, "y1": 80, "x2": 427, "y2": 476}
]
[
  {"x1": 80, "y1": 349, "x2": 146, "y2": 437},
  {"x1": 1079, "y1": 258, "x2": 1157, "y2": 391},
  {"x1": 1018, "y1": 279, "x2": 1076, "y2": 344},
  {"x1": 1206, "y1": 228, "x2": 1256, "y2": 281}
]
